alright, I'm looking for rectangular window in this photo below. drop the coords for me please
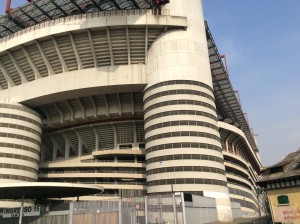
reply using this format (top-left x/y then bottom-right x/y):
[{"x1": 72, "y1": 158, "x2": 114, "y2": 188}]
[
  {"x1": 291, "y1": 180, "x2": 296, "y2": 186},
  {"x1": 184, "y1": 167, "x2": 193, "y2": 171},
  {"x1": 277, "y1": 195, "x2": 289, "y2": 205}
]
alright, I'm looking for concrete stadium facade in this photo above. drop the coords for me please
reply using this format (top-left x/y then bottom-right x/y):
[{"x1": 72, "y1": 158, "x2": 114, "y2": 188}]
[{"x1": 0, "y1": 0, "x2": 263, "y2": 221}]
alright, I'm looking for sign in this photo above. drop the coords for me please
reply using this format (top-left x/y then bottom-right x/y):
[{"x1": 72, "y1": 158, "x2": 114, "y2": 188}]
[
  {"x1": 3, "y1": 205, "x2": 40, "y2": 218},
  {"x1": 135, "y1": 204, "x2": 140, "y2": 210},
  {"x1": 282, "y1": 209, "x2": 300, "y2": 221},
  {"x1": 159, "y1": 161, "x2": 164, "y2": 167}
]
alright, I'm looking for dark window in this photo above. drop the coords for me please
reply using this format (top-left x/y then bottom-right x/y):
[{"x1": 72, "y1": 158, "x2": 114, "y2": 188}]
[
  {"x1": 175, "y1": 167, "x2": 184, "y2": 172},
  {"x1": 185, "y1": 179, "x2": 195, "y2": 184},
  {"x1": 166, "y1": 155, "x2": 173, "y2": 160},
  {"x1": 277, "y1": 195, "x2": 289, "y2": 205},
  {"x1": 166, "y1": 167, "x2": 173, "y2": 172},
  {"x1": 184, "y1": 167, "x2": 193, "y2": 171},
  {"x1": 176, "y1": 179, "x2": 185, "y2": 184},
  {"x1": 270, "y1": 166, "x2": 283, "y2": 174},
  {"x1": 160, "y1": 179, "x2": 167, "y2": 185},
  {"x1": 174, "y1": 155, "x2": 182, "y2": 160},
  {"x1": 183, "y1": 154, "x2": 191, "y2": 159},
  {"x1": 184, "y1": 193, "x2": 193, "y2": 202}
]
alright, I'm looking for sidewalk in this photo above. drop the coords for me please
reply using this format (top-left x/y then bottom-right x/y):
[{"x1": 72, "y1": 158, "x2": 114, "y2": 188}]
[{"x1": 209, "y1": 217, "x2": 269, "y2": 224}]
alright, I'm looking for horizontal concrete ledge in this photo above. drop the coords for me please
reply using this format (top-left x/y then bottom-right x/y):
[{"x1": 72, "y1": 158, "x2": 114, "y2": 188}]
[
  {"x1": 92, "y1": 149, "x2": 145, "y2": 158},
  {"x1": 0, "y1": 64, "x2": 146, "y2": 107},
  {"x1": 0, "y1": 11, "x2": 187, "y2": 52}
]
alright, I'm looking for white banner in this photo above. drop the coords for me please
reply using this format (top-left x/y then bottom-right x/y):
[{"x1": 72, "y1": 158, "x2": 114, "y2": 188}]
[{"x1": 2, "y1": 205, "x2": 40, "y2": 218}]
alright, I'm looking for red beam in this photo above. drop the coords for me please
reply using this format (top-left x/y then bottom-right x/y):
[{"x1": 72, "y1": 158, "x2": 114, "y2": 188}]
[
  {"x1": 220, "y1": 54, "x2": 229, "y2": 76},
  {"x1": 5, "y1": 1, "x2": 35, "y2": 14},
  {"x1": 234, "y1": 90, "x2": 241, "y2": 105},
  {"x1": 5, "y1": 0, "x2": 12, "y2": 14},
  {"x1": 243, "y1": 112, "x2": 249, "y2": 124}
]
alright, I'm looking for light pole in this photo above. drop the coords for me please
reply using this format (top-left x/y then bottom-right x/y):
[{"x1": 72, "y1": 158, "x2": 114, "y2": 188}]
[
  {"x1": 18, "y1": 191, "x2": 25, "y2": 224},
  {"x1": 254, "y1": 187, "x2": 263, "y2": 223},
  {"x1": 171, "y1": 184, "x2": 178, "y2": 224}
]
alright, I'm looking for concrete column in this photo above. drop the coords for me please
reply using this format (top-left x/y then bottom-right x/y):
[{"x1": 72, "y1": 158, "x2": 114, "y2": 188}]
[
  {"x1": 143, "y1": 0, "x2": 232, "y2": 221},
  {"x1": 0, "y1": 103, "x2": 42, "y2": 208},
  {"x1": 0, "y1": 103, "x2": 42, "y2": 183},
  {"x1": 69, "y1": 202, "x2": 74, "y2": 224},
  {"x1": 118, "y1": 198, "x2": 122, "y2": 224}
]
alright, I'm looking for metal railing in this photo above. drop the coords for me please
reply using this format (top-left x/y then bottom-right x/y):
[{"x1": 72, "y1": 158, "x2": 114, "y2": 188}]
[
  {"x1": 225, "y1": 160, "x2": 247, "y2": 169},
  {"x1": 227, "y1": 172, "x2": 252, "y2": 184},
  {"x1": 75, "y1": 181, "x2": 145, "y2": 185},
  {"x1": 82, "y1": 159, "x2": 144, "y2": 163},
  {"x1": 39, "y1": 169, "x2": 146, "y2": 174}
]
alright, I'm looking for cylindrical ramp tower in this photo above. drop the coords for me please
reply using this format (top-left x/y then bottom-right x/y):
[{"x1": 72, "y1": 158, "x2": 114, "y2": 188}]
[
  {"x1": 0, "y1": 103, "x2": 42, "y2": 183},
  {"x1": 144, "y1": 0, "x2": 232, "y2": 221}
]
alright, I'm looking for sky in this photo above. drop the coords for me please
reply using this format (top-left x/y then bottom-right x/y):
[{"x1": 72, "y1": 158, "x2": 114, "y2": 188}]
[
  {"x1": 1, "y1": 0, "x2": 300, "y2": 166},
  {"x1": 202, "y1": 0, "x2": 300, "y2": 166}
]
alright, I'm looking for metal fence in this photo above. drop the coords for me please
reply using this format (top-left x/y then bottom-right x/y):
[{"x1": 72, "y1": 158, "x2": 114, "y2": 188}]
[
  {"x1": 0, "y1": 193, "x2": 226, "y2": 224},
  {"x1": 72, "y1": 194, "x2": 184, "y2": 224}
]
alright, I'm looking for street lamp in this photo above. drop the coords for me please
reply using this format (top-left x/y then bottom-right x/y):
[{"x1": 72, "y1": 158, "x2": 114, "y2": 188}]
[
  {"x1": 171, "y1": 184, "x2": 178, "y2": 224},
  {"x1": 254, "y1": 186, "x2": 263, "y2": 223}
]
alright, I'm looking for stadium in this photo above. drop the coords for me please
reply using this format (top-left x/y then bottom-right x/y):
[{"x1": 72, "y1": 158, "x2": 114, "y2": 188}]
[{"x1": 0, "y1": 0, "x2": 264, "y2": 221}]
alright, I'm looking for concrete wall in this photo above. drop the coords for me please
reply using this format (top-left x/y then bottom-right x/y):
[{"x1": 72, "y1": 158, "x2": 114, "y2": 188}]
[{"x1": 185, "y1": 195, "x2": 218, "y2": 224}]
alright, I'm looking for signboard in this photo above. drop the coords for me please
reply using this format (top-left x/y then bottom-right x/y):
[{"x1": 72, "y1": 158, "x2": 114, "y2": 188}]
[{"x1": 3, "y1": 205, "x2": 40, "y2": 218}]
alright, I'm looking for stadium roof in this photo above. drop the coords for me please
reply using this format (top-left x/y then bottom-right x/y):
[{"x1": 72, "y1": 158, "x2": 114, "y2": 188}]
[
  {"x1": 205, "y1": 21, "x2": 259, "y2": 153},
  {"x1": 0, "y1": 0, "x2": 158, "y2": 39}
]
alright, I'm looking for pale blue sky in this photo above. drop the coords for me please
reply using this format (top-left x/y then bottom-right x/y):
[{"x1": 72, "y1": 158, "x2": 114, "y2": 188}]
[
  {"x1": 203, "y1": 0, "x2": 300, "y2": 166},
  {"x1": 1, "y1": 1, "x2": 300, "y2": 166}
]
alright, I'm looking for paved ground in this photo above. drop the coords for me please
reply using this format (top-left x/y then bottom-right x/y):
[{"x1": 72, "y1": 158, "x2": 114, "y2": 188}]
[{"x1": 208, "y1": 217, "x2": 269, "y2": 224}]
